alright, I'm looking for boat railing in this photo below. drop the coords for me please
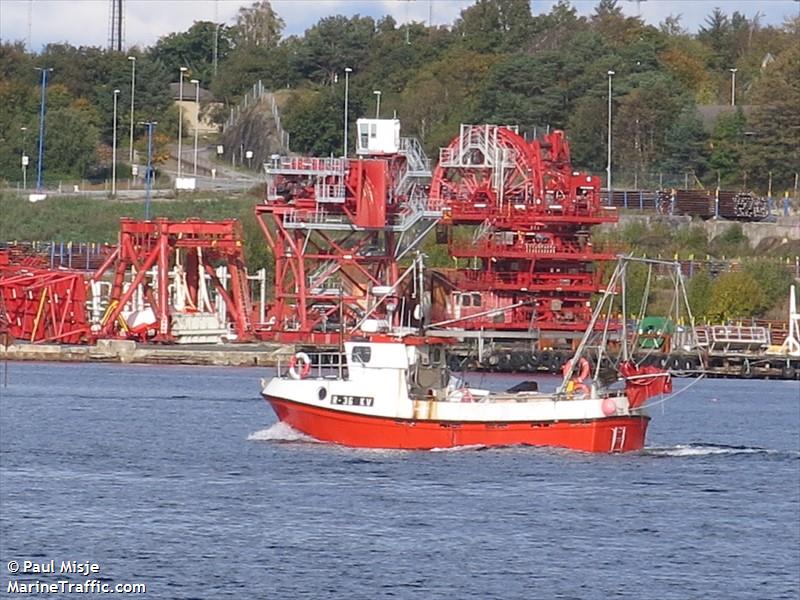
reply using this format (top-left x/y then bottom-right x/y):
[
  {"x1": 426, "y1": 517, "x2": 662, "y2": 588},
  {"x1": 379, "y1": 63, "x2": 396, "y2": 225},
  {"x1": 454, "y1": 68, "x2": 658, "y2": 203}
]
[{"x1": 275, "y1": 349, "x2": 347, "y2": 379}]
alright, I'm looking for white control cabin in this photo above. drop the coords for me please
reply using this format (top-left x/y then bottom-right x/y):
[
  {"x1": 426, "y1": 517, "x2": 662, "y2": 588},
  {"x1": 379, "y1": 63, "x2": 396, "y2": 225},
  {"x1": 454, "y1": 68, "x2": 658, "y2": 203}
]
[{"x1": 356, "y1": 119, "x2": 401, "y2": 156}]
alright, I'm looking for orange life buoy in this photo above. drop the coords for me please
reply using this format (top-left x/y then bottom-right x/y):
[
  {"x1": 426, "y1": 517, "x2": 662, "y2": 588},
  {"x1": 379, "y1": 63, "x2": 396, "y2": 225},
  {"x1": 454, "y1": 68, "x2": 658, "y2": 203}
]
[
  {"x1": 288, "y1": 352, "x2": 311, "y2": 380},
  {"x1": 562, "y1": 357, "x2": 590, "y2": 382}
]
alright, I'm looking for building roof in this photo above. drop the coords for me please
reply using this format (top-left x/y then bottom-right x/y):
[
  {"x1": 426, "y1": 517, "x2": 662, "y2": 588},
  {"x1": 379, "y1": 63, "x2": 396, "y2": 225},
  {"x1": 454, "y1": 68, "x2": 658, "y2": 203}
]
[
  {"x1": 696, "y1": 104, "x2": 754, "y2": 131},
  {"x1": 170, "y1": 82, "x2": 215, "y2": 103}
]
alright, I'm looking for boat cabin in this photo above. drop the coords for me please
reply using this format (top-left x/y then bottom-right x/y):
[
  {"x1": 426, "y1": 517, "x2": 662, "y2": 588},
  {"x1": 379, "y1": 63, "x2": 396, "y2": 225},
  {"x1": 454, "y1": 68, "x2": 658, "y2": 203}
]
[{"x1": 343, "y1": 340, "x2": 449, "y2": 398}]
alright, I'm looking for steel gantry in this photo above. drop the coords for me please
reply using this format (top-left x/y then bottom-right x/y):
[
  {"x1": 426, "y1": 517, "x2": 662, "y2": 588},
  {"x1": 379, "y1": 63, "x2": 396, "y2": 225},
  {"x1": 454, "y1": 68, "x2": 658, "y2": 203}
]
[{"x1": 255, "y1": 119, "x2": 439, "y2": 343}]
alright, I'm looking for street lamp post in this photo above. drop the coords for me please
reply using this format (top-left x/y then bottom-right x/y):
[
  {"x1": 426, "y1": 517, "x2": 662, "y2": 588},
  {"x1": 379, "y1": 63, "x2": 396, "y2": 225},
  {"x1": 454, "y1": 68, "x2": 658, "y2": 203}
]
[
  {"x1": 373, "y1": 90, "x2": 381, "y2": 118},
  {"x1": 34, "y1": 67, "x2": 53, "y2": 191},
  {"x1": 128, "y1": 56, "x2": 136, "y2": 162},
  {"x1": 606, "y1": 70, "x2": 615, "y2": 206},
  {"x1": 343, "y1": 67, "x2": 352, "y2": 157},
  {"x1": 20, "y1": 126, "x2": 27, "y2": 190},
  {"x1": 139, "y1": 121, "x2": 157, "y2": 220},
  {"x1": 729, "y1": 68, "x2": 737, "y2": 107},
  {"x1": 112, "y1": 89, "x2": 120, "y2": 196},
  {"x1": 190, "y1": 78, "x2": 200, "y2": 176},
  {"x1": 177, "y1": 66, "x2": 188, "y2": 179}
]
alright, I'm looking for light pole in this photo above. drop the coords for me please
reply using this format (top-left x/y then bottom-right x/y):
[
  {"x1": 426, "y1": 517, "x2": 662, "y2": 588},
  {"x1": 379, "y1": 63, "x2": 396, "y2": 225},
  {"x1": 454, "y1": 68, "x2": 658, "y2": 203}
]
[
  {"x1": 34, "y1": 67, "x2": 53, "y2": 191},
  {"x1": 177, "y1": 66, "x2": 188, "y2": 178},
  {"x1": 729, "y1": 68, "x2": 737, "y2": 107},
  {"x1": 343, "y1": 67, "x2": 352, "y2": 157},
  {"x1": 139, "y1": 121, "x2": 157, "y2": 220},
  {"x1": 21, "y1": 126, "x2": 28, "y2": 190},
  {"x1": 190, "y1": 78, "x2": 200, "y2": 176},
  {"x1": 128, "y1": 56, "x2": 136, "y2": 162},
  {"x1": 373, "y1": 90, "x2": 381, "y2": 118},
  {"x1": 112, "y1": 88, "x2": 120, "y2": 196},
  {"x1": 606, "y1": 69, "x2": 615, "y2": 206}
]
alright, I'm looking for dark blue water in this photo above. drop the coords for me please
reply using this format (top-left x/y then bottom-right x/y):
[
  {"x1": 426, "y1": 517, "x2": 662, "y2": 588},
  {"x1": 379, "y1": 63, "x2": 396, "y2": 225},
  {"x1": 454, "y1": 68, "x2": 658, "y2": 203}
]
[{"x1": 1, "y1": 362, "x2": 798, "y2": 599}]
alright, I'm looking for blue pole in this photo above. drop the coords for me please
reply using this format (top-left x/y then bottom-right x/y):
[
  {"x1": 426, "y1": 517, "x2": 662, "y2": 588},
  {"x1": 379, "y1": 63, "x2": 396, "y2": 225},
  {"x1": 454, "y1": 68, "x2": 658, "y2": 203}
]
[
  {"x1": 35, "y1": 68, "x2": 51, "y2": 191},
  {"x1": 144, "y1": 122, "x2": 155, "y2": 220}
]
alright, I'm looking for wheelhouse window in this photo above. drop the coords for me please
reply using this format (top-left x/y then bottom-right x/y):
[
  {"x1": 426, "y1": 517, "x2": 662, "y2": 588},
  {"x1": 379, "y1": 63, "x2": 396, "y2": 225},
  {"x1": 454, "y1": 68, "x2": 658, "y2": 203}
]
[{"x1": 351, "y1": 346, "x2": 372, "y2": 363}]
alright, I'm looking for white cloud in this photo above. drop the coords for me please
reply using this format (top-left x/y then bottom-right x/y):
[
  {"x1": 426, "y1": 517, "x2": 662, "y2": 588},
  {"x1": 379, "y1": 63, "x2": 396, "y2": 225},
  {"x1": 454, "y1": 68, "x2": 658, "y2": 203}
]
[{"x1": 0, "y1": 0, "x2": 796, "y2": 52}]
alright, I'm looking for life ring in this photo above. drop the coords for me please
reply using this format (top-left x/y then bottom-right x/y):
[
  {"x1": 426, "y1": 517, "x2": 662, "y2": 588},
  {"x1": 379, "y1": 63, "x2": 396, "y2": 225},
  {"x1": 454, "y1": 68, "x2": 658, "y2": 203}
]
[
  {"x1": 288, "y1": 352, "x2": 312, "y2": 380},
  {"x1": 459, "y1": 387, "x2": 474, "y2": 402},
  {"x1": 562, "y1": 357, "x2": 591, "y2": 382}
]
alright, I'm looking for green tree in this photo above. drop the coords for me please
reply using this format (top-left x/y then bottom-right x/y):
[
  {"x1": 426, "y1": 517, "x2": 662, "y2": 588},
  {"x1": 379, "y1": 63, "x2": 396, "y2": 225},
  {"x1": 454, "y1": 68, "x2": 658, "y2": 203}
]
[
  {"x1": 212, "y1": 42, "x2": 298, "y2": 103},
  {"x1": 707, "y1": 270, "x2": 766, "y2": 321},
  {"x1": 698, "y1": 8, "x2": 734, "y2": 69},
  {"x1": 40, "y1": 104, "x2": 100, "y2": 180},
  {"x1": 567, "y1": 95, "x2": 606, "y2": 171},
  {"x1": 231, "y1": 1, "x2": 285, "y2": 49},
  {"x1": 709, "y1": 224, "x2": 751, "y2": 257},
  {"x1": 742, "y1": 259, "x2": 794, "y2": 312},
  {"x1": 283, "y1": 86, "x2": 364, "y2": 156},
  {"x1": 295, "y1": 15, "x2": 377, "y2": 84},
  {"x1": 475, "y1": 53, "x2": 566, "y2": 129},
  {"x1": 708, "y1": 109, "x2": 746, "y2": 185},
  {"x1": 398, "y1": 49, "x2": 498, "y2": 152},
  {"x1": 150, "y1": 21, "x2": 234, "y2": 84},
  {"x1": 687, "y1": 271, "x2": 712, "y2": 319},
  {"x1": 531, "y1": 1, "x2": 588, "y2": 52},
  {"x1": 659, "y1": 107, "x2": 709, "y2": 178},
  {"x1": 741, "y1": 43, "x2": 800, "y2": 192},
  {"x1": 454, "y1": 0, "x2": 534, "y2": 52},
  {"x1": 591, "y1": 0, "x2": 648, "y2": 48},
  {"x1": 614, "y1": 71, "x2": 686, "y2": 179}
]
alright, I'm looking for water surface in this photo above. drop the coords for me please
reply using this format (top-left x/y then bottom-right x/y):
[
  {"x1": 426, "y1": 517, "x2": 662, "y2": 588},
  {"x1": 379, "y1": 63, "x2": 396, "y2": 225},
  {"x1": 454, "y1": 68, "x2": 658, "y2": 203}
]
[{"x1": 1, "y1": 363, "x2": 798, "y2": 599}]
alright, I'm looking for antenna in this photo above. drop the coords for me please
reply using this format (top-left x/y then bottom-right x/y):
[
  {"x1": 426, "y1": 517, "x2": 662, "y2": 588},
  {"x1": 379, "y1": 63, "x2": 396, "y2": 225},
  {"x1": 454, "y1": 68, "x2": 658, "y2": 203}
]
[
  {"x1": 108, "y1": 0, "x2": 124, "y2": 52},
  {"x1": 213, "y1": 0, "x2": 219, "y2": 77},
  {"x1": 27, "y1": 0, "x2": 32, "y2": 51},
  {"x1": 623, "y1": 0, "x2": 647, "y2": 17}
]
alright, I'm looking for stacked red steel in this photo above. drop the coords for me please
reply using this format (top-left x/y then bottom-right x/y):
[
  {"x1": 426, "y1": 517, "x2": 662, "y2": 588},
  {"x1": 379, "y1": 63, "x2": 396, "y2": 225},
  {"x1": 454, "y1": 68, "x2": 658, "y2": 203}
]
[{"x1": 0, "y1": 251, "x2": 90, "y2": 343}]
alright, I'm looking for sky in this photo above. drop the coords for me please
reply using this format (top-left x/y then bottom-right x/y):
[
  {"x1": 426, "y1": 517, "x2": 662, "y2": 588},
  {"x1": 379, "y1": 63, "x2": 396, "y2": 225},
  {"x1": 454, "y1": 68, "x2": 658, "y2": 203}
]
[{"x1": 0, "y1": 0, "x2": 797, "y2": 52}]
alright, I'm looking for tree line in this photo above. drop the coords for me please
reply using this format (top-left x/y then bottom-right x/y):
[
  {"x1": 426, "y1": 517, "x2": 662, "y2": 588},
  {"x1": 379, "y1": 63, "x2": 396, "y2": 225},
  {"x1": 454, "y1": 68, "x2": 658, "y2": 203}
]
[{"x1": 0, "y1": 0, "x2": 798, "y2": 193}]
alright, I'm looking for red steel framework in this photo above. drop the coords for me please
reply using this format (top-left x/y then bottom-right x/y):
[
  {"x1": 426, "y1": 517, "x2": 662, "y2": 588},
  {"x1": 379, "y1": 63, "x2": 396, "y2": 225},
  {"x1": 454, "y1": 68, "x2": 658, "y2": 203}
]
[
  {"x1": 429, "y1": 124, "x2": 618, "y2": 333},
  {"x1": 92, "y1": 218, "x2": 253, "y2": 342},
  {"x1": 255, "y1": 121, "x2": 439, "y2": 343},
  {"x1": 0, "y1": 251, "x2": 90, "y2": 343}
]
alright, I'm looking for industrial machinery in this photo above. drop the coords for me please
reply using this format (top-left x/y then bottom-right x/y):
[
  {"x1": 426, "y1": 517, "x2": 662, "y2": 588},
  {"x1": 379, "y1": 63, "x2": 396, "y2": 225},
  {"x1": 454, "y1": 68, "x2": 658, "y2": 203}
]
[
  {"x1": 91, "y1": 218, "x2": 255, "y2": 343},
  {"x1": 255, "y1": 118, "x2": 439, "y2": 342},
  {"x1": 429, "y1": 125, "x2": 618, "y2": 342}
]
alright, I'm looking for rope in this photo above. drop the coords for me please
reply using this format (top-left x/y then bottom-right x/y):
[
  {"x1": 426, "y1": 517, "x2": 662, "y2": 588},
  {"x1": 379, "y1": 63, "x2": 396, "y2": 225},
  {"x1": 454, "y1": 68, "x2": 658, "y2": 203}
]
[{"x1": 636, "y1": 372, "x2": 707, "y2": 411}]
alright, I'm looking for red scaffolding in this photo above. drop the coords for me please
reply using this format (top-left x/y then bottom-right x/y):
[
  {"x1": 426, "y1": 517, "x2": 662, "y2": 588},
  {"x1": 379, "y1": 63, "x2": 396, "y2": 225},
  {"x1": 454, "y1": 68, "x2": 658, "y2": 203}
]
[
  {"x1": 255, "y1": 119, "x2": 439, "y2": 343},
  {"x1": 429, "y1": 125, "x2": 618, "y2": 334},
  {"x1": 0, "y1": 251, "x2": 90, "y2": 344},
  {"x1": 92, "y1": 218, "x2": 253, "y2": 342}
]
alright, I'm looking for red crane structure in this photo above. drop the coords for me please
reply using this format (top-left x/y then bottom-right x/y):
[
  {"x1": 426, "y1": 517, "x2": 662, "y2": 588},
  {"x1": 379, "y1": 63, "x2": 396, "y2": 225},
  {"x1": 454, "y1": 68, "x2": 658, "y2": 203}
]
[
  {"x1": 429, "y1": 124, "x2": 618, "y2": 341},
  {"x1": 255, "y1": 119, "x2": 439, "y2": 343},
  {"x1": 91, "y1": 218, "x2": 254, "y2": 343}
]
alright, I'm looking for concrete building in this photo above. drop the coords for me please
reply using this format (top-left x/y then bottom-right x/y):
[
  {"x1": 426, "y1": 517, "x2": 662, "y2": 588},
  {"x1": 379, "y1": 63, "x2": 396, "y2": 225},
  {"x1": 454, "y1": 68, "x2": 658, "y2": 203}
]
[{"x1": 170, "y1": 82, "x2": 221, "y2": 136}]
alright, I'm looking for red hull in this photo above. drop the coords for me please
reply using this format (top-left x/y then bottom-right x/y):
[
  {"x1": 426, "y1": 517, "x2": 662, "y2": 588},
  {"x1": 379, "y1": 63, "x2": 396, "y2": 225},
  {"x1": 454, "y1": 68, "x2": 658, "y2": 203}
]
[{"x1": 264, "y1": 396, "x2": 650, "y2": 453}]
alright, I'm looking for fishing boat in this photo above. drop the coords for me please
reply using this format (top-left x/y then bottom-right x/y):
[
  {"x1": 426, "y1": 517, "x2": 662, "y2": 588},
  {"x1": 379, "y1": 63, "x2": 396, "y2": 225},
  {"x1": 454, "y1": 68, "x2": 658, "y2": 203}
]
[{"x1": 260, "y1": 257, "x2": 684, "y2": 453}]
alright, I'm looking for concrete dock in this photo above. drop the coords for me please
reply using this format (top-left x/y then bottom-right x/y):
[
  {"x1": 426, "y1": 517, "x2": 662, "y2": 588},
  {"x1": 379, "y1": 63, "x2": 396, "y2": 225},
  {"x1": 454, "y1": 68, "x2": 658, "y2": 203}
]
[{"x1": 0, "y1": 340, "x2": 285, "y2": 367}]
